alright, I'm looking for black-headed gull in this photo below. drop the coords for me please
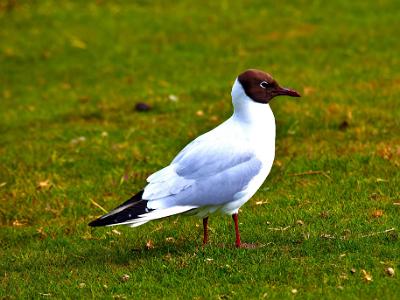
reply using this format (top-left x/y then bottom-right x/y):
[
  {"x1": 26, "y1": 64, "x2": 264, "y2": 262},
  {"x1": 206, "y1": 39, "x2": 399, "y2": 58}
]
[{"x1": 89, "y1": 69, "x2": 300, "y2": 248}]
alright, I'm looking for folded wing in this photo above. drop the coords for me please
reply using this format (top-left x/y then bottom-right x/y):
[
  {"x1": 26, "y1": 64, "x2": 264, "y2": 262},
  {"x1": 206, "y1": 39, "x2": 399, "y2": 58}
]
[{"x1": 144, "y1": 136, "x2": 262, "y2": 209}]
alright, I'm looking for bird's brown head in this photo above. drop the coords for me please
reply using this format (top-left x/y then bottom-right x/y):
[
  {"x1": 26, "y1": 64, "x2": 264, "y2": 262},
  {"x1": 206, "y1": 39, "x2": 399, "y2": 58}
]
[{"x1": 237, "y1": 69, "x2": 300, "y2": 104}]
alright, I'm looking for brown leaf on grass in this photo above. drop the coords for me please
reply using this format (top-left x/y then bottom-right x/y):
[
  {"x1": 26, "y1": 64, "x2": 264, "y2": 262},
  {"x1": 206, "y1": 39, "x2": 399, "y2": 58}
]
[
  {"x1": 12, "y1": 220, "x2": 26, "y2": 227},
  {"x1": 196, "y1": 110, "x2": 204, "y2": 117},
  {"x1": 342, "y1": 229, "x2": 351, "y2": 240},
  {"x1": 163, "y1": 253, "x2": 172, "y2": 261},
  {"x1": 346, "y1": 110, "x2": 353, "y2": 121},
  {"x1": 327, "y1": 103, "x2": 340, "y2": 114},
  {"x1": 121, "y1": 274, "x2": 130, "y2": 282},
  {"x1": 377, "y1": 145, "x2": 392, "y2": 160},
  {"x1": 37, "y1": 180, "x2": 51, "y2": 190},
  {"x1": 320, "y1": 211, "x2": 329, "y2": 218},
  {"x1": 165, "y1": 237, "x2": 175, "y2": 242},
  {"x1": 146, "y1": 240, "x2": 154, "y2": 250},
  {"x1": 393, "y1": 202, "x2": 400, "y2": 206},
  {"x1": 168, "y1": 94, "x2": 178, "y2": 102},
  {"x1": 371, "y1": 210, "x2": 384, "y2": 218},
  {"x1": 361, "y1": 269, "x2": 373, "y2": 282},
  {"x1": 36, "y1": 227, "x2": 47, "y2": 239},
  {"x1": 385, "y1": 267, "x2": 395, "y2": 277},
  {"x1": 369, "y1": 193, "x2": 381, "y2": 201},
  {"x1": 303, "y1": 86, "x2": 315, "y2": 96},
  {"x1": 111, "y1": 229, "x2": 121, "y2": 236},
  {"x1": 209, "y1": 115, "x2": 219, "y2": 122}
]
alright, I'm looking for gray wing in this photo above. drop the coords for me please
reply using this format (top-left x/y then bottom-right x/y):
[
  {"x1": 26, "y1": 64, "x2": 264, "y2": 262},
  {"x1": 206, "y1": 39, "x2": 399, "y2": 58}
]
[
  {"x1": 143, "y1": 136, "x2": 263, "y2": 209},
  {"x1": 173, "y1": 139, "x2": 255, "y2": 179}
]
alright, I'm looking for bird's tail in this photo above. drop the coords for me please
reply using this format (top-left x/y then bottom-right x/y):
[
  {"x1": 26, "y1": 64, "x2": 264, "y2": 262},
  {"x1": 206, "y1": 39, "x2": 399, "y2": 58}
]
[
  {"x1": 88, "y1": 190, "x2": 150, "y2": 227},
  {"x1": 88, "y1": 190, "x2": 196, "y2": 227}
]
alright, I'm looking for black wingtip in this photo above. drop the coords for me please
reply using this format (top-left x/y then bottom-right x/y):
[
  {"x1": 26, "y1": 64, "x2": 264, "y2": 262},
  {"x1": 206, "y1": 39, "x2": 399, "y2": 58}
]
[
  {"x1": 88, "y1": 218, "x2": 107, "y2": 227},
  {"x1": 88, "y1": 190, "x2": 146, "y2": 227},
  {"x1": 88, "y1": 217, "x2": 113, "y2": 227}
]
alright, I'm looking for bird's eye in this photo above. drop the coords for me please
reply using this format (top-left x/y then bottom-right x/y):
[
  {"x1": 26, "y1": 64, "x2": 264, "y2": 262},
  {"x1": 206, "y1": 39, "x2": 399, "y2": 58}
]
[{"x1": 260, "y1": 81, "x2": 269, "y2": 88}]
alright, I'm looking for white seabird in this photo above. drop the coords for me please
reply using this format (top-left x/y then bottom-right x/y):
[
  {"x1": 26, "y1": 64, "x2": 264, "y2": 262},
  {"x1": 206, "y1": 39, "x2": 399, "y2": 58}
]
[{"x1": 89, "y1": 69, "x2": 300, "y2": 248}]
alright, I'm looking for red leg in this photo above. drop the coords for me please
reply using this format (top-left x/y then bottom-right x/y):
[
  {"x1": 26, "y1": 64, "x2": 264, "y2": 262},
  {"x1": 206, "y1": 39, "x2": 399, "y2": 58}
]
[
  {"x1": 203, "y1": 217, "x2": 209, "y2": 245},
  {"x1": 232, "y1": 213, "x2": 241, "y2": 248}
]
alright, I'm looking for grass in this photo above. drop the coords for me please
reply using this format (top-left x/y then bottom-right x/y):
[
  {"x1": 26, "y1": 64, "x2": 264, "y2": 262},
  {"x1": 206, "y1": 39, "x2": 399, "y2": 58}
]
[{"x1": 1, "y1": 0, "x2": 399, "y2": 298}]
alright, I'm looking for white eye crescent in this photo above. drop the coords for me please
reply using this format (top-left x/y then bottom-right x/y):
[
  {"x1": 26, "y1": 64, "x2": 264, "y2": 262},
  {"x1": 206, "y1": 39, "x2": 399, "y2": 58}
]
[{"x1": 260, "y1": 81, "x2": 269, "y2": 88}]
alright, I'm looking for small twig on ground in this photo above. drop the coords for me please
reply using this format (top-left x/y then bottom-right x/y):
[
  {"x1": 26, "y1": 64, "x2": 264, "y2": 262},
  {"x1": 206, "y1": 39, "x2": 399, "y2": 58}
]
[
  {"x1": 359, "y1": 228, "x2": 396, "y2": 238},
  {"x1": 89, "y1": 198, "x2": 108, "y2": 214},
  {"x1": 268, "y1": 226, "x2": 291, "y2": 231},
  {"x1": 150, "y1": 223, "x2": 164, "y2": 233},
  {"x1": 320, "y1": 233, "x2": 336, "y2": 239},
  {"x1": 289, "y1": 170, "x2": 332, "y2": 180},
  {"x1": 255, "y1": 200, "x2": 269, "y2": 206}
]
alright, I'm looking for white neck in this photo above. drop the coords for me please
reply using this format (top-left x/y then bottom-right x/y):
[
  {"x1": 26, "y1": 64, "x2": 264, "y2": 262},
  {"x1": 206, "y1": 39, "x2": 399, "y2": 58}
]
[{"x1": 231, "y1": 79, "x2": 274, "y2": 124}]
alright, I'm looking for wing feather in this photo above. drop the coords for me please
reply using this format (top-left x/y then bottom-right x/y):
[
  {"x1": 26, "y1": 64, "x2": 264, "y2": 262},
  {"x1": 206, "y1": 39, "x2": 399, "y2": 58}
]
[{"x1": 143, "y1": 135, "x2": 263, "y2": 209}]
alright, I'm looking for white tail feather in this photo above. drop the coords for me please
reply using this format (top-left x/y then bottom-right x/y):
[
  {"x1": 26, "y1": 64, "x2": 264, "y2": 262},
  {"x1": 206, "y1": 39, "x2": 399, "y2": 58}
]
[
  {"x1": 129, "y1": 221, "x2": 149, "y2": 227},
  {"x1": 136, "y1": 206, "x2": 196, "y2": 222},
  {"x1": 104, "y1": 205, "x2": 197, "y2": 227}
]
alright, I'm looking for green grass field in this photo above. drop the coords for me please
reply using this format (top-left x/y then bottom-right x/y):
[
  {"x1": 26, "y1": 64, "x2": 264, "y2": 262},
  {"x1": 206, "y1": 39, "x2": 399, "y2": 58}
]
[{"x1": 1, "y1": 0, "x2": 399, "y2": 298}]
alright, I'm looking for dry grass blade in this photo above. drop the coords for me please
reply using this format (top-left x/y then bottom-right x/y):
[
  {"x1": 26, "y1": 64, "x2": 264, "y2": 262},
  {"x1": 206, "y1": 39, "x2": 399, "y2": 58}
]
[
  {"x1": 361, "y1": 269, "x2": 373, "y2": 282},
  {"x1": 289, "y1": 170, "x2": 332, "y2": 180},
  {"x1": 359, "y1": 228, "x2": 396, "y2": 238},
  {"x1": 268, "y1": 226, "x2": 291, "y2": 231},
  {"x1": 89, "y1": 198, "x2": 108, "y2": 214}
]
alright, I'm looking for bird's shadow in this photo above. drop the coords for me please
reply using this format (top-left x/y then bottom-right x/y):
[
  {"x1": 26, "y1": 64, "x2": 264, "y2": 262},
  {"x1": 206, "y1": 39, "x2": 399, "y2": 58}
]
[
  {"x1": 68, "y1": 235, "x2": 268, "y2": 268},
  {"x1": 72, "y1": 242, "x2": 201, "y2": 268}
]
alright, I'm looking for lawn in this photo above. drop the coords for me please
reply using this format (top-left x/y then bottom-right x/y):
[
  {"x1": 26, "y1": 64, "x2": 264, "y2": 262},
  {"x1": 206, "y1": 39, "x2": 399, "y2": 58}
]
[{"x1": 1, "y1": 0, "x2": 399, "y2": 299}]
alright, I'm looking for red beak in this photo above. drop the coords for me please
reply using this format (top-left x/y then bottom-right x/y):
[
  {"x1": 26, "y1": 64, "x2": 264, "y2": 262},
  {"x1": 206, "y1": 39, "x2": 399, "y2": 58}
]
[{"x1": 277, "y1": 87, "x2": 301, "y2": 97}]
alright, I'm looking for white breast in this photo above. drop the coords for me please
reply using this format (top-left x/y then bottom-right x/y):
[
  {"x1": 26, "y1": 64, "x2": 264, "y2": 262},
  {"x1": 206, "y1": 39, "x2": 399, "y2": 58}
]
[{"x1": 221, "y1": 106, "x2": 275, "y2": 215}]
